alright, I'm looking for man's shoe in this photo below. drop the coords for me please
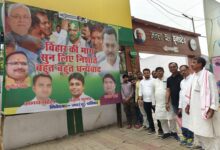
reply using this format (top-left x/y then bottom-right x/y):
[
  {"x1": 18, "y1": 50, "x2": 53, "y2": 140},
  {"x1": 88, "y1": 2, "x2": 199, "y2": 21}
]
[
  {"x1": 147, "y1": 129, "x2": 156, "y2": 135},
  {"x1": 180, "y1": 139, "x2": 187, "y2": 146},
  {"x1": 161, "y1": 133, "x2": 171, "y2": 139},
  {"x1": 126, "y1": 125, "x2": 132, "y2": 129},
  {"x1": 179, "y1": 136, "x2": 187, "y2": 145},
  {"x1": 191, "y1": 145, "x2": 203, "y2": 149},
  {"x1": 170, "y1": 132, "x2": 180, "y2": 141},
  {"x1": 186, "y1": 138, "x2": 193, "y2": 148},
  {"x1": 134, "y1": 124, "x2": 141, "y2": 129}
]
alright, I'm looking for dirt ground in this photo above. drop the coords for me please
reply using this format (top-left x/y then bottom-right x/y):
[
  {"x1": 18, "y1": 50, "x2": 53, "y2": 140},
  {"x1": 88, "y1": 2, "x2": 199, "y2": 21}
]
[{"x1": 17, "y1": 125, "x2": 188, "y2": 150}]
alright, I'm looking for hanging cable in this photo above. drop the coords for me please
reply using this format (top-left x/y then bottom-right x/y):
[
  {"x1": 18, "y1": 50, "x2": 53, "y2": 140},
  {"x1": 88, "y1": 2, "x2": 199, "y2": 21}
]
[
  {"x1": 147, "y1": 0, "x2": 191, "y2": 30},
  {"x1": 156, "y1": 0, "x2": 203, "y2": 19},
  {"x1": 184, "y1": 0, "x2": 202, "y2": 13},
  {"x1": 150, "y1": 0, "x2": 211, "y2": 21},
  {"x1": 149, "y1": 0, "x2": 186, "y2": 19}
]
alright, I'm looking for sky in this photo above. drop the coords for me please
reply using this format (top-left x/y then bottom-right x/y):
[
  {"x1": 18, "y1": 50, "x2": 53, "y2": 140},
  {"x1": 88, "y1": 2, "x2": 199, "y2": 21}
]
[{"x1": 129, "y1": 0, "x2": 208, "y2": 55}]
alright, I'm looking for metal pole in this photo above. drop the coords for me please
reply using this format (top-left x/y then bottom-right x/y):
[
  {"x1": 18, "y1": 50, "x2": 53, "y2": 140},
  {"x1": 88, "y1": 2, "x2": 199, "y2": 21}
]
[
  {"x1": 0, "y1": 115, "x2": 5, "y2": 150},
  {"x1": 192, "y1": 17, "x2": 195, "y2": 33},
  {"x1": 182, "y1": 14, "x2": 195, "y2": 33}
]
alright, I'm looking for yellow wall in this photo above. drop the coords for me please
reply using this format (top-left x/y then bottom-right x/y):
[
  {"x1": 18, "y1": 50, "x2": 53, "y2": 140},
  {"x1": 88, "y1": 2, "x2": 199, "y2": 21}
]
[{"x1": 8, "y1": 0, "x2": 132, "y2": 29}]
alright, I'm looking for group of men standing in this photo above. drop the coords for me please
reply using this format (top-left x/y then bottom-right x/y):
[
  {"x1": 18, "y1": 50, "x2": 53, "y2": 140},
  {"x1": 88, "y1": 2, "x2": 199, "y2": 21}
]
[{"x1": 121, "y1": 57, "x2": 220, "y2": 150}]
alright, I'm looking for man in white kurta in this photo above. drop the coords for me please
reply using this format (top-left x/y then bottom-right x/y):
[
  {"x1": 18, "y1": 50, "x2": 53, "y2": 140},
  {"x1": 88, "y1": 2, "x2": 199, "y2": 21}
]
[
  {"x1": 186, "y1": 57, "x2": 220, "y2": 150},
  {"x1": 178, "y1": 65, "x2": 194, "y2": 146},
  {"x1": 153, "y1": 67, "x2": 176, "y2": 139},
  {"x1": 67, "y1": 93, "x2": 98, "y2": 109}
]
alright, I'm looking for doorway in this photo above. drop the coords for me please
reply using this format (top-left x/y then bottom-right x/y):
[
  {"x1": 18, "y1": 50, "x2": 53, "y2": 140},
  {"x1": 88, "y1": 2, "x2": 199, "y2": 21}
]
[{"x1": 139, "y1": 53, "x2": 188, "y2": 77}]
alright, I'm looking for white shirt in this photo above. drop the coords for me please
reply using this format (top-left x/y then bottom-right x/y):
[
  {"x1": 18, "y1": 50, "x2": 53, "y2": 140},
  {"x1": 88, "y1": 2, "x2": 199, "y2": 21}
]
[
  {"x1": 179, "y1": 74, "x2": 193, "y2": 128},
  {"x1": 99, "y1": 55, "x2": 120, "y2": 73},
  {"x1": 179, "y1": 74, "x2": 193, "y2": 109},
  {"x1": 53, "y1": 29, "x2": 68, "y2": 45},
  {"x1": 139, "y1": 78, "x2": 155, "y2": 104},
  {"x1": 67, "y1": 93, "x2": 98, "y2": 108},
  {"x1": 153, "y1": 76, "x2": 175, "y2": 120},
  {"x1": 16, "y1": 97, "x2": 58, "y2": 114},
  {"x1": 86, "y1": 51, "x2": 106, "y2": 76},
  {"x1": 96, "y1": 51, "x2": 106, "y2": 64}
]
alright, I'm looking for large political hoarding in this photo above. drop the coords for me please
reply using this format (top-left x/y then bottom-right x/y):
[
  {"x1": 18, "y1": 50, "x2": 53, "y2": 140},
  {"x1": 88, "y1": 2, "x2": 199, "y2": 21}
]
[
  {"x1": 2, "y1": 2, "x2": 122, "y2": 115},
  {"x1": 8, "y1": 0, "x2": 132, "y2": 29},
  {"x1": 204, "y1": 0, "x2": 220, "y2": 57},
  {"x1": 204, "y1": 0, "x2": 220, "y2": 100},
  {"x1": 212, "y1": 57, "x2": 220, "y2": 97},
  {"x1": 0, "y1": 2, "x2": 3, "y2": 114}
]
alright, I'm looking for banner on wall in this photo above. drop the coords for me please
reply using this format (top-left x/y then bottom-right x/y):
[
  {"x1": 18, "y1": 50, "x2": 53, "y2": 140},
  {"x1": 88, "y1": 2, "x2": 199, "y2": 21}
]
[
  {"x1": 0, "y1": 2, "x2": 4, "y2": 115},
  {"x1": 212, "y1": 57, "x2": 220, "y2": 98},
  {"x1": 204, "y1": 0, "x2": 220, "y2": 57},
  {"x1": 8, "y1": 0, "x2": 132, "y2": 29},
  {"x1": 3, "y1": 2, "x2": 122, "y2": 115}
]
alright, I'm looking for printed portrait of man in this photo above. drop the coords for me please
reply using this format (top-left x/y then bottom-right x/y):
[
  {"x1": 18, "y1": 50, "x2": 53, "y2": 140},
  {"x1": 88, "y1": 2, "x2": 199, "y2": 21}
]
[
  {"x1": 6, "y1": 3, "x2": 41, "y2": 52},
  {"x1": 6, "y1": 3, "x2": 31, "y2": 38},
  {"x1": 5, "y1": 51, "x2": 30, "y2": 90},
  {"x1": 34, "y1": 11, "x2": 52, "y2": 40},
  {"x1": 67, "y1": 72, "x2": 98, "y2": 108},
  {"x1": 80, "y1": 23, "x2": 92, "y2": 48},
  {"x1": 99, "y1": 26, "x2": 120, "y2": 73},
  {"x1": 67, "y1": 21, "x2": 81, "y2": 46},
  {"x1": 100, "y1": 74, "x2": 122, "y2": 105},
  {"x1": 6, "y1": 3, "x2": 42, "y2": 74},
  {"x1": 91, "y1": 23, "x2": 104, "y2": 53},
  {"x1": 134, "y1": 28, "x2": 146, "y2": 44},
  {"x1": 16, "y1": 73, "x2": 57, "y2": 114}
]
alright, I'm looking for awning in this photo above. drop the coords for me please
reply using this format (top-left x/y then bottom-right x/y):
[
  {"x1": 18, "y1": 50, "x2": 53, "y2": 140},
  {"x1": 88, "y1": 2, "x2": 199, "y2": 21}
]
[{"x1": 119, "y1": 27, "x2": 134, "y2": 46}]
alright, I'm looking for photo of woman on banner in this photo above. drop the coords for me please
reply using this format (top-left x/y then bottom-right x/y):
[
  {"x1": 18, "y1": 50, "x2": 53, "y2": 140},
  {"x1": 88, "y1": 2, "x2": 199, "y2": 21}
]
[
  {"x1": 100, "y1": 74, "x2": 122, "y2": 105},
  {"x1": 5, "y1": 51, "x2": 31, "y2": 90},
  {"x1": 5, "y1": 3, "x2": 42, "y2": 74},
  {"x1": 99, "y1": 26, "x2": 120, "y2": 74},
  {"x1": 67, "y1": 72, "x2": 98, "y2": 108},
  {"x1": 16, "y1": 73, "x2": 58, "y2": 114}
]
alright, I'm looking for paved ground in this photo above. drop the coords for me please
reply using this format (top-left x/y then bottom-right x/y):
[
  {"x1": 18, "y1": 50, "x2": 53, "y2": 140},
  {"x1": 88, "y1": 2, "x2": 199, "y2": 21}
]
[{"x1": 18, "y1": 125, "x2": 189, "y2": 150}]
